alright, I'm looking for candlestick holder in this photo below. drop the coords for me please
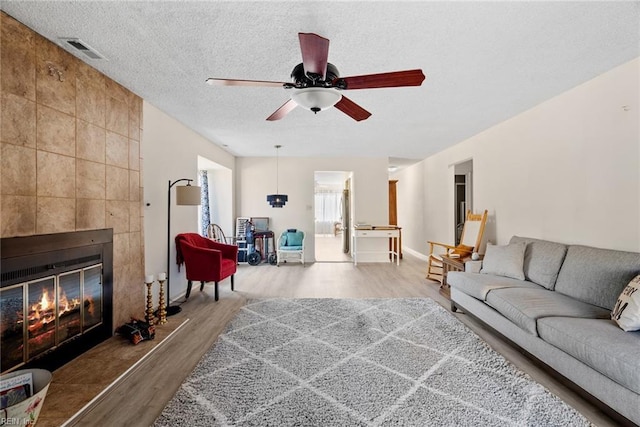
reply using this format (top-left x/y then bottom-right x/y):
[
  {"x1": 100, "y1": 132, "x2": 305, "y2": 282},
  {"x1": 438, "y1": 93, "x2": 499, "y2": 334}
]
[
  {"x1": 145, "y1": 279, "x2": 155, "y2": 326},
  {"x1": 157, "y1": 278, "x2": 167, "y2": 324}
]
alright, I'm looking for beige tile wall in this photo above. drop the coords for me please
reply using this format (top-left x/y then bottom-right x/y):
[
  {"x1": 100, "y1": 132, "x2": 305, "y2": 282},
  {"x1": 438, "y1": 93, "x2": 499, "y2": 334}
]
[{"x1": 0, "y1": 12, "x2": 145, "y2": 329}]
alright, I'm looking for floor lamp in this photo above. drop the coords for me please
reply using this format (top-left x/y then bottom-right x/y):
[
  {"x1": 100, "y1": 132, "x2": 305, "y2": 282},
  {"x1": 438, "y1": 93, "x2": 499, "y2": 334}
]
[{"x1": 166, "y1": 178, "x2": 201, "y2": 316}]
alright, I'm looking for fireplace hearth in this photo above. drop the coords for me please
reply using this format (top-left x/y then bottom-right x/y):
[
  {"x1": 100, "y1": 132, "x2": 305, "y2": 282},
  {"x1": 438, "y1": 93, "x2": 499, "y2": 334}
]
[{"x1": 1, "y1": 229, "x2": 113, "y2": 373}]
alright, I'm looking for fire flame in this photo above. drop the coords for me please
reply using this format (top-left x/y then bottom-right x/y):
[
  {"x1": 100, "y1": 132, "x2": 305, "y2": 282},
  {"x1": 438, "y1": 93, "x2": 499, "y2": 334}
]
[
  {"x1": 27, "y1": 286, "x2": 82, "y2": 335},
  {"x1": 58, "y1": 287, "x2": 80, "y2": 313},
  {"x1": 30, "y1": 289, "x2": 53, "y2": 320}
]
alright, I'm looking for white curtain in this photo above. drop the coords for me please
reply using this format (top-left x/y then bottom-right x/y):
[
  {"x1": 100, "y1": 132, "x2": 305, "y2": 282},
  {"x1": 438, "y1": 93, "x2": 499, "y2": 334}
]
[{"x1": 315, "y1": 190, "x2": 342, "y2": 235}]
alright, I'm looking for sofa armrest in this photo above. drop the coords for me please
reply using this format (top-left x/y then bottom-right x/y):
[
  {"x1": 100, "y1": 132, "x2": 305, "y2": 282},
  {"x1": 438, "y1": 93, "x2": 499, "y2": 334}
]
[
  {"x1": 465, "y1": 260, "x2": 483, "y2": 273},
  {"x1": 204, "y1": 239, "x2": 238, "y2": 260}
]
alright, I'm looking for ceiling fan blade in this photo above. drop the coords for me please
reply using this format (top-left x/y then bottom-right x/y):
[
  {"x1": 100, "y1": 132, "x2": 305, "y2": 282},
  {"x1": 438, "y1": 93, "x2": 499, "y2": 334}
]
[
  {"x1": 298, "y1": 33, "x2": 330, "y2": 80},
  {"x1": 266, "y1": 99, "x2": 298, "y2": 121},
  {"x1": 206, "y1": 78, "x2": 288, "y2": 88},
  {"x1": 334, "y1": 69, "x2": 425, "y2": 90},
  {"x1": 334, "y1": 96, "x2": 371, "y2": 122}
]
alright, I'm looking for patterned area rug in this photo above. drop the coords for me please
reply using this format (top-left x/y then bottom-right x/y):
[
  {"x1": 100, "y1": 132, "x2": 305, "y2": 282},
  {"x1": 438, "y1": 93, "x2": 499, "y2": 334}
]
[{"x1": 154, "y1": 298, "x2": 591, "y2": 426}]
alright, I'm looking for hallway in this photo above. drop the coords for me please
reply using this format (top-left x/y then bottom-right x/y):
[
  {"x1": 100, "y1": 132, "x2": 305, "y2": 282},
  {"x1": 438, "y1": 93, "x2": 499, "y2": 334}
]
[{"x1": 314, "y1": 233, "x2": 351, "y2": 262}]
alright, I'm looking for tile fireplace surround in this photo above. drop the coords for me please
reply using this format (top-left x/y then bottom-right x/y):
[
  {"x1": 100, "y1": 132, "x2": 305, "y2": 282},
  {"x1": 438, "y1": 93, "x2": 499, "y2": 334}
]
[{"x1": 0, "y1": 12, "x2": 145, "y2": 339}]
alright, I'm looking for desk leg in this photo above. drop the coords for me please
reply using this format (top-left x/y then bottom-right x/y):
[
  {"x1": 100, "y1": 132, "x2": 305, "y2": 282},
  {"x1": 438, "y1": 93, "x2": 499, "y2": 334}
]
[
  {"x1": 352, "y1": 235, "x2": 357, "y2": 266},
  {"x1": 393, "y1": 237, "x2": 400, "y2": 266},
  {"x1": 441, "y1": 262, "x2": 449, "y2": 290}
]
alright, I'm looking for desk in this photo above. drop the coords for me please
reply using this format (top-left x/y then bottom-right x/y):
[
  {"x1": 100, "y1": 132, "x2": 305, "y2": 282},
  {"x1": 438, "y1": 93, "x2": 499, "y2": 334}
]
[{"x1": 352, "y1": 227, "x2": 401, "y2": 266}]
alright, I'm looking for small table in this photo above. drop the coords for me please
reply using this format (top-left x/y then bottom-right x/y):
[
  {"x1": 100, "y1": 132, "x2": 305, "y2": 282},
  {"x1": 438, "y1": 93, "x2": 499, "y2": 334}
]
[
  {"x1": 253, "y1": 231, "x2": 275, "y2": 262},
  {"x1": 440, "y1": 254, "x2": 483, "y2": 290},
  {"x1": 352, "y1": 226, "x2": 401, "y2": 266}
]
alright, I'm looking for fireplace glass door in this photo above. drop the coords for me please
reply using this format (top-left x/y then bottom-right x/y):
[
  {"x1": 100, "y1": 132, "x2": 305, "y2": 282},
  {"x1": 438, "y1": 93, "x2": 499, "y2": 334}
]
[
  {"x1": 0, "y1": 284, "x2": 24, "y2": 372},
  {"x1": 57, "y1": 270, "x2": 82, "y2": 344},
  {"x1": 83, "y1": 265, "x2": 103, "y2": 331},
  {"x1": 28, "y1": 276, "x2": 57, "y2": 360},
  {"x1": 0, "y1": 264, "x2": 104, "y2": 372}
]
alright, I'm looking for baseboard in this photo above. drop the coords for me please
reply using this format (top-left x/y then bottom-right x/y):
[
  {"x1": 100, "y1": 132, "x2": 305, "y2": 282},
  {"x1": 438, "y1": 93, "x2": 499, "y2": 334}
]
[{"x1": 402, "y1": 246, "x2": 428, "y2": 261}]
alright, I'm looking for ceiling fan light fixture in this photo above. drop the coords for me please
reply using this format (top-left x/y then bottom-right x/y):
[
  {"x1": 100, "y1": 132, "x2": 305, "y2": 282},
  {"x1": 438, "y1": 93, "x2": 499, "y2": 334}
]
[
  {"x1": 207, "y1": 33, "x2": 424, "y2": 121},
  {"x1": 291, "y1": 88, "x2": 341, "y2": 113}
]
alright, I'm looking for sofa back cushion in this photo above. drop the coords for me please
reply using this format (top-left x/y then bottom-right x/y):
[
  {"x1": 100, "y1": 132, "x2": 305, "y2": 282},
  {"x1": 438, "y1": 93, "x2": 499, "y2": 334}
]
[
  {"x1": 179, "y1": 233, "x2": 207, "y2": 247},
  {"x1": 555, "y1": 245, "x2": 640, "y2": 310},
  {"x1": 509, "y1": 236, "x2": 568, "y2": 290}
]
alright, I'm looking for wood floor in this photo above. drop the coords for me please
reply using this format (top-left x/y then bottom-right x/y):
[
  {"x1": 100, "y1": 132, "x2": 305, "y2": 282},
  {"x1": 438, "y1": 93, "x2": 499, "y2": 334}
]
[
  {"x1": 315, "y1": 234, "x2": 351, "y2": 262},
  {"x1": 41, "y1": 254, "x2": 618, "y2": 427}
]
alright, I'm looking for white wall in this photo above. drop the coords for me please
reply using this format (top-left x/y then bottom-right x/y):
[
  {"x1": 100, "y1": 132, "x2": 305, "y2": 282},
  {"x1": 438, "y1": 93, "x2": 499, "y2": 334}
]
[
  {"x1": 392, "y1": 163, "x2": 428, "y2": 260},
  {"x1": 236, "y1": 156, "x2": 389, "y2": 262},
  {"x1": 395, "y1": 57, "x2": 640, "y2": 255},
  {"x1": 206, "y1": 168, "x2": 234, "y2": 239},
  {"x1": 142, "y1": 102, "x2": 235, "y2": 303}
]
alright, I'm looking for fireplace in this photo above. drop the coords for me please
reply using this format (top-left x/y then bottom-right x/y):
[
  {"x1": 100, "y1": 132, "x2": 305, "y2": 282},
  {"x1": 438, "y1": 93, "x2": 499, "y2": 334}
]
[{"x1": 1, "y1": 229, "x2": 113, "y2": 373}]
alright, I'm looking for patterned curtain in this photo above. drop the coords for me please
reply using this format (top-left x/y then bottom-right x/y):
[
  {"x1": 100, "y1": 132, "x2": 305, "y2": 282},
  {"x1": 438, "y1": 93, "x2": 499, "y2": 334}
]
[{"x1": 200, "y1": 170, "x2": 210, "y2": 236}]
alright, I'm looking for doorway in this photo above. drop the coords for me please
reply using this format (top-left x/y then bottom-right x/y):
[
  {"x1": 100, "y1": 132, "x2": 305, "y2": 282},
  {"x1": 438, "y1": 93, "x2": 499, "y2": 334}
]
[
  {"x1": 454, "y1": 160, "x2": 473, "y2": 245},
  {"x1": 197, "y1": 156, "x2": 233, "y2": 241},
  {"x1": 314, "y1": 171, "x2": 352, "y2": 262}
]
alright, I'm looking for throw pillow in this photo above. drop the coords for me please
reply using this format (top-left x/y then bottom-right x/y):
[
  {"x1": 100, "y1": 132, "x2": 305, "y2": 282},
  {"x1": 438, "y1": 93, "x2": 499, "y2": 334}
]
[
  {"x1": 286, "y1": 232, "x2": 303, "y2": 247},
  {"x1": 611, "y1": 275, "x2": 640, "y2": 332},
  {"x1": 480, "y1": 242, "x2": 526, "y2": 280}
]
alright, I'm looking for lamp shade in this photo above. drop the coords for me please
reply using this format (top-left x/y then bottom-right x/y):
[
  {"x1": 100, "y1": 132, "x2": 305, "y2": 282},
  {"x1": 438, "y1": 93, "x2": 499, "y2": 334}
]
[
  {"x1": 175, "y1": 185, "x2": 201, "y2": 205},
  {"x1": 291, "y1": 88, "x2": 341, "y2": 112},
  {"x1": 267, "y1": 194, "x2": 288, "y2": 208}
]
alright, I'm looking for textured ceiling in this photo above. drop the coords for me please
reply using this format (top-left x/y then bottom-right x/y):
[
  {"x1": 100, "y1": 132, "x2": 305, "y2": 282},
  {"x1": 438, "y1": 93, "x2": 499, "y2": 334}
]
[{"x1": 2, "y1": 1, "x2": 639, "y2": 165}]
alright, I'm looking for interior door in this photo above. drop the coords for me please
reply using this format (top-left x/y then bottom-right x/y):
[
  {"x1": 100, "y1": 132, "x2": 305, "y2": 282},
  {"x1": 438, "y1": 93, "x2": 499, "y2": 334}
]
[
  {"x1": 454, "y1": 160, "x2": 473, "y2": 245},
  {"x1": 342, "y1": 179, "x2": 350, "y2": 253}
]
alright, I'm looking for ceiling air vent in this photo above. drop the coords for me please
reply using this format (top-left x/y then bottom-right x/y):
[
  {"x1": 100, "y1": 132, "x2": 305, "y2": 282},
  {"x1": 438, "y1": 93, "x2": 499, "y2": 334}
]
[{"x1": 59, "y1": 38, "x2": 106, "y2": 60}]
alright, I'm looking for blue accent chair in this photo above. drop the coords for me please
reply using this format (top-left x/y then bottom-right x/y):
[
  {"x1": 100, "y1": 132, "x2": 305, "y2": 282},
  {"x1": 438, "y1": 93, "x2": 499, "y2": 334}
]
[{"x1": 277, "y1": 229, "x2": 305, "y2": 266}]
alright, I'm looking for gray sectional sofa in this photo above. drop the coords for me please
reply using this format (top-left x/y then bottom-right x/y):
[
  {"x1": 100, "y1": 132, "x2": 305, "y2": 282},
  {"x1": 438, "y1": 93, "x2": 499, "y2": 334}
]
[{"x1": 448, "y1": 236, "x2": 640, "y2": 425}]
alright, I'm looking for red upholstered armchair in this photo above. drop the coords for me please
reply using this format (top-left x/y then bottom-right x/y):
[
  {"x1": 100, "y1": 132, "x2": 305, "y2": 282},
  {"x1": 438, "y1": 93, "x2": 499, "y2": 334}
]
[{"x1": 175, "y1": 233, "x2": 238, "y2": 301}]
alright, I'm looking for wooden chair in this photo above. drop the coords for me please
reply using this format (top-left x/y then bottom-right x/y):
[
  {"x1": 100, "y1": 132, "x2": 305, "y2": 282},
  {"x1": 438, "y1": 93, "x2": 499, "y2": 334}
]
[
  {"x1": 207, "y1": 223, "x2": 230, "y2": 244},
  {"x1": 426, "y1": 210, "x2": 488, "y2": 284}
]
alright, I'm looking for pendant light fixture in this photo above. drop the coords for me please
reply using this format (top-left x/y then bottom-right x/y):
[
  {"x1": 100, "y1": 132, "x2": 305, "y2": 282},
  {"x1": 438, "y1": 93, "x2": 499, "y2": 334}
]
[{"x1": 267, "y1": 145, "x2": 288, "y2": 208}]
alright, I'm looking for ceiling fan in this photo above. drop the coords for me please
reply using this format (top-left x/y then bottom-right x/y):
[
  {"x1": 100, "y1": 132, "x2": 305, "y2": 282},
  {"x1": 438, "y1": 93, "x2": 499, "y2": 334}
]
[{"x1": 206, "y1": 33, "x2": 425, "y2": 122}]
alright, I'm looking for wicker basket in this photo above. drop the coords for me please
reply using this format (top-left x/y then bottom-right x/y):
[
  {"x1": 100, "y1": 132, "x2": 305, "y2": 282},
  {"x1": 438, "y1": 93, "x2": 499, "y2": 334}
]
[{"x1": 1, "y1": 369, "x2": 51, "y2": 426}]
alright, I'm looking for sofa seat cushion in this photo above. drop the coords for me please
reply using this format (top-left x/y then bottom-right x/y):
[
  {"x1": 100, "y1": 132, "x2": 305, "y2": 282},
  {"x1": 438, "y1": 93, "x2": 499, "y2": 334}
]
[
  {"x1": 485, "y1": 288, "x2": 611, "y2": 336},
  {"x1": 538, "y1": 317, "x2": 640, "y2": 394},
  {"x1": 448, "y1": 272, "x2": 541, "y2": 301}
]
